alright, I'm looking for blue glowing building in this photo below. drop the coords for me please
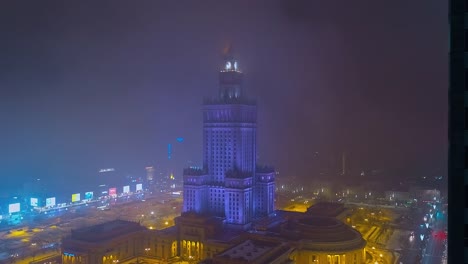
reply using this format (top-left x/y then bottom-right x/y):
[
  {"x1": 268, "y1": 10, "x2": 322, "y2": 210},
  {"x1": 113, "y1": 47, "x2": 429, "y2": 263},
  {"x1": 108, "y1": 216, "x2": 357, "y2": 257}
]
[{"x1": 183, "y1": 51, "x2": 275, "y2": 228}]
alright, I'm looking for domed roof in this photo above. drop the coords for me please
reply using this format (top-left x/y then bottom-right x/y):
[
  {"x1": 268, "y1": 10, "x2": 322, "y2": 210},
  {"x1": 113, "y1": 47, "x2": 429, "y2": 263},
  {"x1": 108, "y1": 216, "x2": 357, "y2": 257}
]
[
  {"x1": 281, "y1": 216, "x2": 366, "y2": 252},
  {"x1": 297, "y1": 217, "x2": 340, "y2": 228}
]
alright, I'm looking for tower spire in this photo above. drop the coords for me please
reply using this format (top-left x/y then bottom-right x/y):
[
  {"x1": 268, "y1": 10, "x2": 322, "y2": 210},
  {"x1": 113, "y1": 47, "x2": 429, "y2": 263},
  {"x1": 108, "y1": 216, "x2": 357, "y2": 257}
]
[
  {"x1": 218, "y1": 44, "x2": 243, "y2": 100},
  {"x1": 221, "y1": 44, "x2": 239, "y2": 72}
]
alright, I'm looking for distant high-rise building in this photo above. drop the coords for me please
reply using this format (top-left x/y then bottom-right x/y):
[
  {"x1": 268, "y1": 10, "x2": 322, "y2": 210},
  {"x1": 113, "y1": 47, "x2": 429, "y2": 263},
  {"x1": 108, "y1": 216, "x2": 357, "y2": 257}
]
[
  {"x1": 146, "y1": 166, "x2": 155, "y2": 182},
  {"x1": 167, "y1": 144, "x2": 172, "y2": 160},
  {"x1": 341, "y1": 151, "x2": 346, "y2": 176},
  {"x1": 183, "y1": 50, "x2": 275, "y2": 227},
  {"x1": 97, "y1": 168, "x2": 119, "y2": 186},
  {"x1": 22, "y1": 178, "x2": 48, "y2": 196}
]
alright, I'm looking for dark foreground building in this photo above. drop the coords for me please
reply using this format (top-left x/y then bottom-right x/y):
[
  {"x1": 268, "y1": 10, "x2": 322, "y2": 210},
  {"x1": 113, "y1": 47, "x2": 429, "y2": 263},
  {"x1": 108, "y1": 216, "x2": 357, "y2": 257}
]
[{"x1": 448, "y1": 0, "x2": 465, "y2": 263}]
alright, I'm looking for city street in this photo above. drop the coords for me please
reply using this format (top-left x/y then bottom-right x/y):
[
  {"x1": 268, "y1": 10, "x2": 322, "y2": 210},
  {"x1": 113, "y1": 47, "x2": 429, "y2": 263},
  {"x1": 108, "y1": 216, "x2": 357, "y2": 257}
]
[
  {"x1": 422, "y1": 203, "x2": 447, "y2": 264},
  {"x1": 0, "y1": 191, "x2": 183, "y2": 263}
]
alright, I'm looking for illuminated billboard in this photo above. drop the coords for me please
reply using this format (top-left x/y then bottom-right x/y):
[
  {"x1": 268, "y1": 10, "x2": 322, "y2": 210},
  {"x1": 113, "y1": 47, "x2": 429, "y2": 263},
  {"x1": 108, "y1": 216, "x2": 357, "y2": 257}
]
[
  {"x1": 71, "y1": 193, "x2": 81, "y2": 202},
  {"x1": 136, "y1": 183, "x2": 143, "y2": 191},
  {"x1": 109, "y1": 188, "x2": 117, "y2": 196},
  {"x1": 30, "y1": 198, "x2": 39, "y2": 207},
  {"x1": 85, "y1": 192, "x2": 93, "y2": 200},
  {"x1": 123, "y1": 185, "x2": 130, "y2": 193},
  {"x1": 46, "y1": 197, "x2": 56, "y2": 207},
  {"x1": 8, "y1": 203, "x2": 20, "y2": 214}
]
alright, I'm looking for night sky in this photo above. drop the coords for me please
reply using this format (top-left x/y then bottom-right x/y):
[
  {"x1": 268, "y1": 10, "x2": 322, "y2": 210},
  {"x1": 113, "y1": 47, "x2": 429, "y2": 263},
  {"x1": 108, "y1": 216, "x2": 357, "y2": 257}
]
[{"x1": 0, "y1": 1, "x2": 447, "y2": 194}]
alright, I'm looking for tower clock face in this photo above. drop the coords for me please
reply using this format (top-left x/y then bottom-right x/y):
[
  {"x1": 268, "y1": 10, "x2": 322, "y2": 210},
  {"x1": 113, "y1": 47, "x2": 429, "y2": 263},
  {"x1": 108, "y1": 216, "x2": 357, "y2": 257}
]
[{"x1": 226, "y1": 61, "x2": 232, "y2": 70}]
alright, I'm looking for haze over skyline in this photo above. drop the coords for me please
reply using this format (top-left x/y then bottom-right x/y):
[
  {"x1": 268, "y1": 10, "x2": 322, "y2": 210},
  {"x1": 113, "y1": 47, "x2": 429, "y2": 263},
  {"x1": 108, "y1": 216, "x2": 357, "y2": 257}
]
[{"x1": 0, "y1": 0, "x2": 447, "y2": 194}]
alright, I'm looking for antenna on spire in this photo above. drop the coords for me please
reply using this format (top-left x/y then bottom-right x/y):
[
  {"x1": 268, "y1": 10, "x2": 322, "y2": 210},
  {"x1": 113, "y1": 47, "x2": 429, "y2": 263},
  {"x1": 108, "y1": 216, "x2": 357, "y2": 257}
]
[{"x1": 223, "y1": 42, "x2": 233, "y2": 57}]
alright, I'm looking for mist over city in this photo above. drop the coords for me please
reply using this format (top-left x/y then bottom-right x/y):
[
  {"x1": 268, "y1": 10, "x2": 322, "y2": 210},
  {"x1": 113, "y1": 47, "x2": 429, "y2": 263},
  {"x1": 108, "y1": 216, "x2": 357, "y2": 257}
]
[{"x1": 0, "y1": 1, "x2": 448, "y2": 264}]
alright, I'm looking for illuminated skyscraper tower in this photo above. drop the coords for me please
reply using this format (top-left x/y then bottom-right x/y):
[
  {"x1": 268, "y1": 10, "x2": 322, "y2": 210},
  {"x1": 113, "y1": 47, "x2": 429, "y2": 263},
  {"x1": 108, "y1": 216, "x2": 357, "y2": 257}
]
[
  {"x1": 204, "y1": 51, "x2": 256, "y2": 218},
  {"x1": 183, "y1": 49, "x2": 275, "y2": 228}
]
